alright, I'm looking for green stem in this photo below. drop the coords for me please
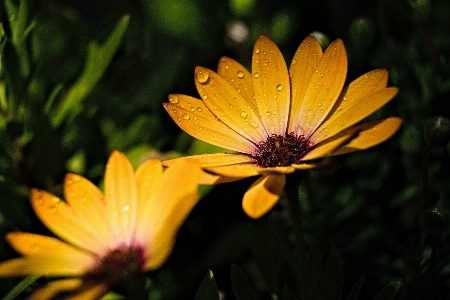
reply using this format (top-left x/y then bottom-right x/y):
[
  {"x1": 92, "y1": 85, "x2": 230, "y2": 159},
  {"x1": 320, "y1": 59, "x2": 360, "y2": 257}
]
[{"x1": 285, "y1": 171, "x2": 308, "y2": 300}]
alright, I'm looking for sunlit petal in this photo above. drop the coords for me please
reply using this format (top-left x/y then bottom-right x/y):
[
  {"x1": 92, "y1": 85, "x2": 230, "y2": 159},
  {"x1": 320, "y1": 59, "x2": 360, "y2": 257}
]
[
  {"x1": 297, "y1": 39, "x2": 347, "y2": 137},
  {"x1": 312, "y1": 87, "x2": 398, "y2": 143},
  {"x1": 217, "y1": 56, "x2": 256, "y2": 111},
  {"x1": 104, "y1": 151, "x2": 138, "y2": 246},
  {"x1": 301, "y1": 133, "x2": 354, "y2": 161},
  {"x1": 242, "y1": 173, "x2": 286, "y2": 219},
  {"x1": 194, "y1": 66, "x2": 267, "y2": 142},
  {"x1": 205, "y1": 163, "x2": 261, "y2": 178},
  {"x1": 288, "y1": 36, "x2": 323, "y2": 133},
  {"x1": 252, "y1": 35, "x2": 290, "y2": 135},
  {"x1": 30, "y1": 189, "x2": 108, "y2": 255},
  {"x1": 64, "y1": 173, "x2": 115, "y2": 248},
  {"x1": 28, "y1": 278, "x2": 83, "y2": 300},
  {"x1": 163, "y1": 152, "x2": 254, "y2": 168},
  {"x1": 329, "y1": 117, "x2": 402, "y2": 156}
]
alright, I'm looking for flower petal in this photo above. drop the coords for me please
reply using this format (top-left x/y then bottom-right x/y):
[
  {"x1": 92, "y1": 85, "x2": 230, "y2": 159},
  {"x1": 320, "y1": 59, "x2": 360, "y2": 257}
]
[
  {"x1": 63, "y1": 283, "x2": 111, "y2": 300},
  {"x1": 217, "y1": 56, "x2": 256, "y2": 112},
  {"x1": 164, "y1": 153, "x2": 254, "y2": 168},
  {"x1": 311, "y1": 72, "x2": 397, "y2": 143},
  {"x1": 252, "y1": 35, "x2": 290, "y2": 135},
  {"x1": 64, "y1": 173, "x2": 115, "y2": 248},
  {"x1": 104, "y1": 151, "x2": 138, "y2": 246},
  {"x1": 205, "y1": 163, "x2": 261, "y2": 178},
  {"x1": 142, "y1": 159, "x2": 200, "y2": 270},
  {"x1": 288, "y1": 36, "x2": 323, "y2": 133},
  {"x1": 242, "y1": 173, "x2": 286, "y2": 219},
  {"x1": 329, "y1": 117, "x2": 402, "y2": 156},
  {"x1": 6, "y1": 232, "x2": 94, "y2": 262},
  {"x1": 164, "y1": 95, "x2": 256, "y2": 154},
  {"x1": 194, "y1": 66, "x2": 267, "y2": 142},
  {"x1": 30, "y1": 189, "x2": 108, "y2": 255},
  {"x1": 297, "y1": 39, "x2": 348, "y2": 137},
  {"x1": 301, "y1": 132, "x2": 354, "y2": 161},
  {"x1": 29, "y1": 279, "x2": 83, "y2": 300}
]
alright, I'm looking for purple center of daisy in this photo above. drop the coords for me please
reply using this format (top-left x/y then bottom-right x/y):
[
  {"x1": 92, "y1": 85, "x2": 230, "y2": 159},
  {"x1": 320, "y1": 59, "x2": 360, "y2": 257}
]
[
  {"x1": 84, "y1": 247, "x2": 144, "y2": 284},
  {"x1": 252, "y1": 133, "x2": 311, "y2": 167}
]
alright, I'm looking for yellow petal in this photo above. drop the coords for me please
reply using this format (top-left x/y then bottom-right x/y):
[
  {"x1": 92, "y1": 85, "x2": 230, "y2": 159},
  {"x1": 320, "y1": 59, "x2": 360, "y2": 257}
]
[
  {"x1": 163, "y1": 153, "x2": 254, "y2": 168},
  {"x1": 252, "y1": 35, "x2": 290, "y2": 135},
  {"x1": 242, "y1": 173, "x2": 286, "y2": 219},
  {"x1": 288, "y1": 36, "x2": 323, "y2": 133},
  {"x1": 104, "y1": 151, "x2": 138, "y2": 246},
  {"x1": 64, "y1": 173, "x2": 115, "y2": 248},
  {"x1": 205, "y1": 163, "x2": 261, "y2": 178},
  {"x1": 301, "y1": 133, "x2": 354, "y2": 161},
  {"x1": 297, "y1": 39, "x2": 348, "y2": 136},
  {"x1": 262, "y1": 166, "x2": 296, "y2": 174},
  {"x1": 291, "y1": 161, "x2": 341, "y2": 170},
  {"x1": 142, "y1": 159, "x2": 200, "y2": 270},
  {"x1": 164, "y1": 95, "x2": 256, "y2": 154},
  {"x1": 194, "y1": 66, "x2": 267, "y2": 142},
  {"x1": 30, "y1": 189, "x2": 109, "y2": 255},
  {"x1": 29, "y1": 278, "x2": 83, "y2": 300},
  {"x1": 0, "y1": 256, "x2": 89, "y2": 277},
  {"x1": 6, "y1": 232, "x2": 94, "y2": 262},
  {"x1": 311, "y1": 85, "x2": 398, "y2": 143},
  {"x1": 63, "y1": 283, "x2": 111, "y2": 300},
  {"x1": 329, "y1": 117, "x2": 402, "y2": 156},
  {"x1": 217, "y1": 56, "x2": 256, "y2": 111}
]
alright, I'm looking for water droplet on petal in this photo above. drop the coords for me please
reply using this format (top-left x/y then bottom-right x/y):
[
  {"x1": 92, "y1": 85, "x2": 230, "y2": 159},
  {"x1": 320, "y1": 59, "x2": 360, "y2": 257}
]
[
  {"x1": 237, "y1": 71, "x2": 245, "y2": 78},
  {"x1": 202, "y1": 95, "x2": 208, "y2": 100},
  {"x1": 182, "y1": 114, "x2": 190, "y2": 120},
  {"x1": 276, "y1": 84, "x2": 284, "y2": 91},
  {"x1": 123, "y1": 205, "x2": 130, "y2": 211},
  {"x1": 190, "y1": 107, "x2": 195, "y2": 112},
  {"x1": 265, "y1": 111, "x2": 271, "y2": 116},
  {"x1": 197, "y1": 107, "x2": 202, "y2": 112},
  {"x1": 169, "y1": 96, "x2": 179, "y2": 104},
  {"x1": 240, "y1": 111, "x2": 247, "y2": 118},
  {"x1": 255, "y1": 48, "x2": 260, "y2": 54},
  {"x1": 250, "y1": 122, "x2": 259, "y2": 128},
  {"x1": 196, "y1": 69, "x2": 210, "y2": 84},
  {"x1": 254, "y1": 72, "x2": 260, "y2": 78},
  {"x1": 292, "y1": 59, "x2": 297, "y2": 65},
  {"x1": 343, "y1": 97, "x2": 347, "y2": 101}
]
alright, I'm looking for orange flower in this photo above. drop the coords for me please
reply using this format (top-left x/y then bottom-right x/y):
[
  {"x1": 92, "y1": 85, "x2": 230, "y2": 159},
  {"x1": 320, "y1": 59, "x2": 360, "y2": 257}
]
[
  {"x1": 0, "y1": 151, "x2": 201, "y2": 299},
  {"x1": 163, "y1": 35, "x2": 401, "y2": 219}
]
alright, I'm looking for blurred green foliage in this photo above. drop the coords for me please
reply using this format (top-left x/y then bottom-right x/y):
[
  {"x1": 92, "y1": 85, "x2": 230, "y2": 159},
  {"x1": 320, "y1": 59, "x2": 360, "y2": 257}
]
[{"x1": 0, "y1": 0, "x2": 450, "y2": 299}]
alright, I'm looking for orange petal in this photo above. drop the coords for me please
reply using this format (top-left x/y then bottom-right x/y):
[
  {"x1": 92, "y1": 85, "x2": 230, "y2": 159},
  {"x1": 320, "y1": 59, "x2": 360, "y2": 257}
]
[
  {"x1": 311, "y1": 84, "x2": 398, "y2": 143},
  {"x1": 28, "y1": 278, "x2": 83, "y2": 300},
  {"x1": 297, "y1": 39, "x2": 348, "y2": 137},
  {"x1": 141, "y1": 159, "x2": 200, "y2": 270},
  {"x1": 252, "y1": 35, "x2": 290, "y2": 135},
  {"x1": 242, "y1": 173, "x2": 286, "y2": 219},
  {"x1": 194, "y1": 66, "x2": 267, "y2": 142},
  {"x1": 163, "y1": 153, "x2": 254, "y2": 168},
  {"x1": 6, "y1": 232, "x2": 94, "y2": 262},
  {"x1": 64, "y1": 173, "x2": 115, "y2": 248},
  {"x1": 30, "y1": 189, "x2": 109, "y2": 255},
  {"x1": 288, "y1": 36, "x2": 323, "y2": 133},
  {"x1": 217, "y1": 56, "x2": 257, "y2": 112},
  {"x1": 63, "y1": 283, "x2": 111, "y2": 300},
  {"x1": 329, "y1": 117, "x2": 402, "y2": 156},
  {"x1": 301, "y1": 133, "x2": 354, "y2": 161},
  {"x1": 163, "y1": 95, "x2": 255, "y2": 154},
  {"x1": 205, "y1": 163, "x2": 261, "y2": 178},
  {"x1": 104, "y1": 151, "x2": 138, "y2": 246}
]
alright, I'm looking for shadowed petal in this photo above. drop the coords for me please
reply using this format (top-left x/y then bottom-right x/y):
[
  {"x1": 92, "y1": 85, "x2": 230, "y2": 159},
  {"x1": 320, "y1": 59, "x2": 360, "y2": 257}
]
[
  {"x1": 329, "y1": 117, "x2": 402, "y2": 156},
  {"x1": 243, "y1": 173, "x2": 286, "y2": 219},
  {"x1": 297, "y1": 39, "x2": 347, "y2": 137},
  {"x1": 29, "y1": 279, "x2": 83, "y2": 300},
  {"x1": 104, "y1": 151, "x2": 138, "y2": 246},
  {"x1": 301, "y1": 133, "x2": 354, "y2": 161},
  {"x1": 194, "y1": 66, "x2": 267, "y2": 142},
  {"x1": 311, "y1": 81, "x2": 398, "y2": 143},
  {"x1": 64, "y1": 174, "x2": 115, "y2": 248},
  {"x1": 252, "y1": 35, "x2": 290, "y2": 135},
  {"x1": 217, "y1": 56, "x2": 256, "y2": 112},
  {"x1": 164, "y1": 95, "x2": 256, "y2": 154},
  {"x1": 63, "y1": 283, "x2": 111, "y2": 300},
  {"x1": 288, "y1": 36, "x2": 323, "y2": 133},
  {"x1": 30, "y1": 189, "x2": 109, "y2": 256}
]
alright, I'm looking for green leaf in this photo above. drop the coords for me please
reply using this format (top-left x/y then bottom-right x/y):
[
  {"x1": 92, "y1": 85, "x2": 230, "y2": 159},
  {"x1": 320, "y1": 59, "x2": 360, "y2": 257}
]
[
  {"x1": 51, "y1": 15, "x2": 130, "y2": 127},
  {"x1": 3, "y1": 275, "x2": 40, "y2": 300},
  {"x1": 374, "y1": 281, "x2": 401, "y2": 300},
  {"x1": 231, "y1": 264, "x2": 259, "y2": 300},
  {"x1": 316, "y1": 246, "x2": 343, "y2": 300},
  {"x1": 194, "y1": 270, "x2": 220, "y2": 300},
  {"x1": 347, "y1": 277, "x2": 365, "y2": 300}
]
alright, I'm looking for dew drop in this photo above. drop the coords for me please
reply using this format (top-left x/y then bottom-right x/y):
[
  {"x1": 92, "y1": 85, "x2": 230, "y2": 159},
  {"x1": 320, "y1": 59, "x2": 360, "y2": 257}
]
[
  {"x1": 265, "y1": 111, "x2": 271, "y2": 116},
  {"x1": 190, "y1": 107, "x2": 195, "y2": 112},
  {"x1": 343, "y1": 97, "x2": 347, "y2": 101},
  {"x1": 197, "y1": 107, "x2": 202, "y2": 112},
  {"x1": 250, "y1": 122, "x2": 259, "y2": 128},
  {"x1": 202, "y1": 95, "x2": 208, "y2": 100},
  {"x1": 254, "y1": 72, "x2": 260, "y2": 78},
  {"x1": 199, "y1": 127, "x2": 203, "y2": 131},
  {"x1": 169, "y1": 95, "x2": 179, "y2": 104},
  {"x1": 276, "y1": 84, "x2": 284, "y2": 91},
  {"x1": 182, "y1": 114, "x2": 190, "y2": 120},
  {"x1": 255, "y1": 48, "x2": 260, "y2": 54},
  {"x1": 237, "y1": 71, "x2": 245, "y2": 78},
  {"x1": 326, "y1": 88, "x2": 330, "y2": 92},
  {"x1": 196, "y1": 69, "x2": 210, "y2": 84},
  {"x1": 240, "y1": 111, "x2": 247, "y2": 118},
  {"x1": 292, "y1": 59, "x2": 297, "y2": 65},
  {"x1": 320, "y1": 73, "x2": 323, "y2": 77},
  {"x1": 123, "y1": 205, "x2": 130, "y2": 211}
]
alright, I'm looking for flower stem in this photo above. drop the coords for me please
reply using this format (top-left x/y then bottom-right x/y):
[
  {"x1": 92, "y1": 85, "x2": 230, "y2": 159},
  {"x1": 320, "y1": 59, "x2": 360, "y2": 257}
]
[{"x1": 285, "y1": 171, "x2": 308, "y2": 300}]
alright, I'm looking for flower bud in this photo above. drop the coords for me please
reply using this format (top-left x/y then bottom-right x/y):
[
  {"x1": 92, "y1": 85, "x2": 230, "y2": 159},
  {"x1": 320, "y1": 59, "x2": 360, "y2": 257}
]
[
  {"x1": 422, "y1": 207, "x2": 449, "y2": 237},
  {"x1": 424, "y1": 117, "x2": 450, "y2": 147}
]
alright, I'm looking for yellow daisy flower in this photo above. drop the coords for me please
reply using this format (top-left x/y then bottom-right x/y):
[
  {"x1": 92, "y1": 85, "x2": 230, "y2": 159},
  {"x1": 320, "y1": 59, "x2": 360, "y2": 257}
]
[
  {"x1": 163, "y1": 35, "x2": 402, "y2": 219},
  {"x1": 0, "y1": 151, "x2": 201, "y2": 300}
]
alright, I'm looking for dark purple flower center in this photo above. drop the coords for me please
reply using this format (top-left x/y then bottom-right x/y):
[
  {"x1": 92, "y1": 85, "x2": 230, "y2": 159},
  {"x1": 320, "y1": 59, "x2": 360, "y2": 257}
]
[{"x1": 252, "y1": 133, "x2": 311, "y2": 167}]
